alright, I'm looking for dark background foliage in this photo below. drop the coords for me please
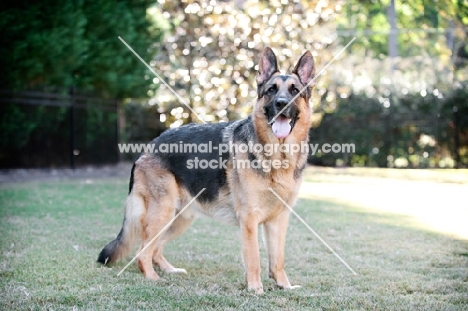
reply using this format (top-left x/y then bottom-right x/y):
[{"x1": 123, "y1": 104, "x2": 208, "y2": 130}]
[{"x1": 0, "y1": 0, "x2": 467, "y2": 168}]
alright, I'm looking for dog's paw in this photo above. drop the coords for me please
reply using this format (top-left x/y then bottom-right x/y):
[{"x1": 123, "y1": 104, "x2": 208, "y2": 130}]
[
  {"x1": 277, "y1": 283, "x2": 301, "y2": 290},
  {"x1": 248, "y1": 284, "x2": 264, "y2": 295},
  {"x1": 249, "y1": 287, "x2": 264, "y2": 295},
  {"x1": 144, "y1": 272, "x2": 160, "y2": 280},
  {"x1": 165, "y1": 268, "x2": 187, "y2": 274},
  {"x1": 285, "y1": 285, "x2": 301, "y2": 290}
]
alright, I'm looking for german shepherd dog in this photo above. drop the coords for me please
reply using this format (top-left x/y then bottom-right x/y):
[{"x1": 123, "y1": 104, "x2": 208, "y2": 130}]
[{"x1": 98, "y1": 47, "x2": 315, "y2": 294}]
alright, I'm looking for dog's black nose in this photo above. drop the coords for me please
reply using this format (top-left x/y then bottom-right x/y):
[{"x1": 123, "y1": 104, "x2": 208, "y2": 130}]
[{"x1": 275, "y1": 98, "x2": 289, "y2": 111}]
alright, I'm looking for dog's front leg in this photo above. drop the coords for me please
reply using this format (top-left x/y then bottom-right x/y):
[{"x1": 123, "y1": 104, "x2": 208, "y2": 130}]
[
  {"x1": 263, "y1": 207, "x2": 300, "y2": 290},
  {"x1": 240, "y1": 215, "x2": 263, "y2": 294}
]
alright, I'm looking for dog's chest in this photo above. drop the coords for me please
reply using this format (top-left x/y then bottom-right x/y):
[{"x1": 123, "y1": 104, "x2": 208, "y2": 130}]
[{"x1": 192, "y1": 190, "x2": 238, "y2": 225}]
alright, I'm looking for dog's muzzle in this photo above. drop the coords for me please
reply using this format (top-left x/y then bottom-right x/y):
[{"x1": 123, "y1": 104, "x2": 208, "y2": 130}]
[{"x1": 266, "y1": 98, "x2": 298, "y2": 139}]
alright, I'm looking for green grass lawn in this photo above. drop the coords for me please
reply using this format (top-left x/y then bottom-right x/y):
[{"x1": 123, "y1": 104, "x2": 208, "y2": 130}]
[{"x1": 1, "y1": 172, "x2": 467, "y2": 310}]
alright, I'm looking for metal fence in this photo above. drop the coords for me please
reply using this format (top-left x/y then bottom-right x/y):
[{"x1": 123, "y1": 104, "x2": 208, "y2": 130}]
[
  {"x1": 0, "y1": 89, "x2": 119, "y2": 168},
  {"x1": 1, "y1": 89, "x2": 466, "y2": 169}
]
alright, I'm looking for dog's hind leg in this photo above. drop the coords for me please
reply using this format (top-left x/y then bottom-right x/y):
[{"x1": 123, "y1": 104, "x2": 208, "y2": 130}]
[
  {"x1": 135, "y1": 160, "x2": 187, "y2": 280},
  {"x1": 137, "y1": 191, "x2": 181, "y2": 280},
  {"x1": 136, "y1": 197, "x2": 164, "y2": 280},
  {"x1": 152, "y1": 210, "x2": 194, "y2": 274}
]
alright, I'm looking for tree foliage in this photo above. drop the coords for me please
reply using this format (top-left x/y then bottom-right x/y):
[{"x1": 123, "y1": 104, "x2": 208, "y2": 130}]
[
  {"x1": 1, "y1": 0, "x2": 467, "y2": 168},
  {"x1": 310, "y1": 88, "x2": 468, "y2": 168},
  {"x1": 304, "y1": 0, "x2": 468, "y2": 168},
  {"x1": 0, "y1": 0, "x2": 165, "y2": 98},
  {"x1": 332, "y1": 0, "x2": 468, "y2": 95},
  {"x1": 146, "y1": 0, "x2": 343, "y2": 127},
  {"x1": 0, "y1": 0, "x2": 167, "y2": 167}
]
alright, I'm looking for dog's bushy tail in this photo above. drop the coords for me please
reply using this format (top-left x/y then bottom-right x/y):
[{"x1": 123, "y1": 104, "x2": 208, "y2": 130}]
[
  {"x1": 97, "y1": 226, "x2": 129, "y2": 265},
  {"x1": 97, "y1": 166, "x2": 144, "y2": 265}
]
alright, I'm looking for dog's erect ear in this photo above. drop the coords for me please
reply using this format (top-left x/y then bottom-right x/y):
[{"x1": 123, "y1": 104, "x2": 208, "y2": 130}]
[
  {"x1": 256, "y1": 47, "x2": 279, "y2": 87},
  {"x1": 293, "y1": 51, "x2": 315, "y2": 87}
]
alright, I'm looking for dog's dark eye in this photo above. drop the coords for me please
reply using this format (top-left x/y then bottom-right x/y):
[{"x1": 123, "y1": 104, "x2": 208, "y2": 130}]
[
  {"x1": 291, "y1": 85, "x2": 300, "y2": 96},
  {"x1": 266, "y1": 85, "x2": 277, "y2": 95}
]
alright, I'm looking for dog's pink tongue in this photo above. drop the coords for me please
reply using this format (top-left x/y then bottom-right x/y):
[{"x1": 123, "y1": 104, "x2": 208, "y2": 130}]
[{"x1": 272, "y1": 117, "x2": 291, "y2": 139}]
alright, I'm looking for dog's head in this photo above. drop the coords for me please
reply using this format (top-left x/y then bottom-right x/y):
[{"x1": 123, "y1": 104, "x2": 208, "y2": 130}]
[{"x1": 254, "y1": 47, "x2": 315, "y2": 141}]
